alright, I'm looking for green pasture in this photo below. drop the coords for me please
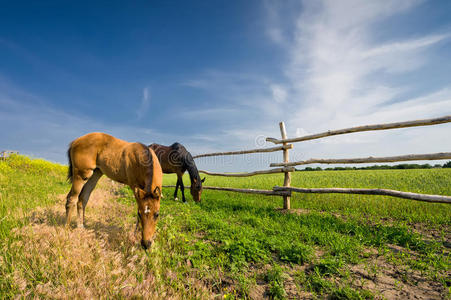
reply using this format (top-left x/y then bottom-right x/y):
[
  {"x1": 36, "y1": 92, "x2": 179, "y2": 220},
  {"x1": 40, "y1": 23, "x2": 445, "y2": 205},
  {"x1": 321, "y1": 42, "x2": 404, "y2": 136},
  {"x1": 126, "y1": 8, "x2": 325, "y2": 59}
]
[{"x1": 0, "y1": 155, "x2": 450, "y2": 298}]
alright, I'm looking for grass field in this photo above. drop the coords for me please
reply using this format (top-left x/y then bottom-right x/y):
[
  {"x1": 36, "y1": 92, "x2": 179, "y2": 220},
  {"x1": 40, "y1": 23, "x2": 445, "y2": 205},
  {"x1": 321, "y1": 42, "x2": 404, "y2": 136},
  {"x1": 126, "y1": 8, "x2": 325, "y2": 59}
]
[{"x1": 0, "y1": 155, "x2": 450, "y2": 299}]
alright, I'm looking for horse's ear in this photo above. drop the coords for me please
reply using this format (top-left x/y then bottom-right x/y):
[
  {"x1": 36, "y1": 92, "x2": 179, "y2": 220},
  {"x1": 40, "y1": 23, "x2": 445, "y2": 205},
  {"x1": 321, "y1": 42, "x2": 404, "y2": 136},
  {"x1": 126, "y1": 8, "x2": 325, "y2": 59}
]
[
  {"x1": 153, "y1": 186, "x2": 161, "y2": 198},
  {"x1": 134, "y1": 187, "x2": 146, "y2": 199},
  {"x1": 201, "y1": 177, "x2": 206, "y2": 183}
]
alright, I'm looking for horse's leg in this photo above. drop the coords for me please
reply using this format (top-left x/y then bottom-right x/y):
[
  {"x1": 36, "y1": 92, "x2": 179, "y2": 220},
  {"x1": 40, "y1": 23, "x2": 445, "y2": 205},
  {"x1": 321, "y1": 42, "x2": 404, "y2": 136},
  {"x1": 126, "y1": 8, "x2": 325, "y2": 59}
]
[
  {"x1": 179, "y1": 176, "x2": 186, "y2": 203},
  {"x1": 174, "y1": 177, "x2": 180, "y2": 201},
  {"x1": 77, "y1": 169, "x2": 102, "y2": 228},
  {"x1": 65, "y1": 176, "x2": 85, "y2": 227}
]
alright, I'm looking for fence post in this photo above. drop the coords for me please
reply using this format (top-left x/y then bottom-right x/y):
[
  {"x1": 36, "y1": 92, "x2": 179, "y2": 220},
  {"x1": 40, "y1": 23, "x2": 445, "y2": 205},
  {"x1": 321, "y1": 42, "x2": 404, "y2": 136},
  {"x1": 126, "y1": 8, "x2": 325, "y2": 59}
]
[{"x1": 279, "y1": 122, "x2": 291, "y2": 209}]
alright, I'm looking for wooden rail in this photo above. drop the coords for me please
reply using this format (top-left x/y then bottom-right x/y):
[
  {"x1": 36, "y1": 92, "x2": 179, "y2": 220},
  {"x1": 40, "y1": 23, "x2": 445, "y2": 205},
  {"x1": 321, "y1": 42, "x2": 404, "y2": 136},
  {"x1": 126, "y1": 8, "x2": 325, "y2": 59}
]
[
  {"x1": 192, "y1": 144, "x2": 292, "y2": 158},
  {"x1": 199, "y1": 167, "x2": 295, "y2": 177},
  {"x1": 266, "y1": 115, "x2": 451, "y2": 144},
  {"x1": 168, "y1": 115, "x2": 450, "y2": 209},
  {"x1": 0, "y1": 151, "x2": 19, "y2": 160},
  {"x1": 273, "y1": 186, "x2": 451, "y2": 204},
  {"x1": 271, "y1": 152, "x2": 451, "y2": 167},
  {"x1": 164, "y1": 185, "x2": 290, "y2": 196}
]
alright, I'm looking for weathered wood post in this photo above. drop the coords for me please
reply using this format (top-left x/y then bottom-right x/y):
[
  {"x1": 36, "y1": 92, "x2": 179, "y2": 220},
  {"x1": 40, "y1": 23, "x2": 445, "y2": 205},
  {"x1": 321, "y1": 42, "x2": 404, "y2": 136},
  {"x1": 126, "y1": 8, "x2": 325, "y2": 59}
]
[{"x1": 279, "y1": 122, "x2": 291, "y2": 209}]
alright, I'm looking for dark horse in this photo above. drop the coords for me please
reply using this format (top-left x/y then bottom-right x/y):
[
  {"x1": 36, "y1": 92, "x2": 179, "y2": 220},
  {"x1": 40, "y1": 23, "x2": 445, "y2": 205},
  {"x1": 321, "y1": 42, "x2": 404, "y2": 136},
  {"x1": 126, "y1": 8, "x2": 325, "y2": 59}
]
[{"x1": 149, "y1": 143, "x2": 205, "y2": 202}]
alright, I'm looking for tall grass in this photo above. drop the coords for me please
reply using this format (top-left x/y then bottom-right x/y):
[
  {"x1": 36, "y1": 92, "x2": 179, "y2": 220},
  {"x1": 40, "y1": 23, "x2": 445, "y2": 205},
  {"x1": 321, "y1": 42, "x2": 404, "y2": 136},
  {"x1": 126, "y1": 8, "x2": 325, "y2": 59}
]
[
  {"x1": 0, "y1": 155, "x2": 69, "y2": 297},
  {"x1": 1, "y1": 155, "x2": 450, "y2": 298}
]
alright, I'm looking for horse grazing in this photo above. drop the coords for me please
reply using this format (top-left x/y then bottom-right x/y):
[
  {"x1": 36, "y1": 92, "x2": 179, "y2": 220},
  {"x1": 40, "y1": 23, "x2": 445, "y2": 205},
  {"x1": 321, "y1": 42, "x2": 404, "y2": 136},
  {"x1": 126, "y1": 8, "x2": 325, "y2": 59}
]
[
  {"x1": 149, "y1": 143, "x2": 205, "y2": 202},
  {"x1": 66, "y1": 132, "x2": 163, "y2": 249}
]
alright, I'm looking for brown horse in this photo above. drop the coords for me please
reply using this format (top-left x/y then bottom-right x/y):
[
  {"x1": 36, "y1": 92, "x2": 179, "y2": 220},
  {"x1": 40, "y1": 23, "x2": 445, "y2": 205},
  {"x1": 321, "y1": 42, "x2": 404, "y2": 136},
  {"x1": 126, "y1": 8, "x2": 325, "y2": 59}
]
[
  {"x1": 66, "y1": 132, "x2": 163, "y2": 249},
  {"x1": 149, "y1": 143, "x2": 205, "y2": 202}
]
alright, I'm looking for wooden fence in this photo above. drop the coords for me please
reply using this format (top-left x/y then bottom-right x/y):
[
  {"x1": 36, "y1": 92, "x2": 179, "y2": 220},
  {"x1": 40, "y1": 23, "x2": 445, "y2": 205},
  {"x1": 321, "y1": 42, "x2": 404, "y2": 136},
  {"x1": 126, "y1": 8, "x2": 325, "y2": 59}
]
[
  {"x1": 0, "y1": 151, "x2": 18, "y2": 160},
  {"x1": 181, "y1": 115, "x2": 451, "y2": 207}
]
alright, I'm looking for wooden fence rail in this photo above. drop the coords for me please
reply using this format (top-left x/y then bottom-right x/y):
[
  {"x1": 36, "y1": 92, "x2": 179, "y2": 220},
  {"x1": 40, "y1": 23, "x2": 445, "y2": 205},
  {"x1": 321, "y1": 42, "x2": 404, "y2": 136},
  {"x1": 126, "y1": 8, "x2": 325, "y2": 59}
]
[
  {"x1": 266, "y1": 115, "x2": 451, "y2": 144},
  {"x1": 163, "y1": 185, "x2": 290, "y2": 196},
  {"x1": 199, "y1": 167, "x2": 295, "y2": 177},
  {"x1": 192, "y1": 144, "x2": 292, "y2": 158},
  {"x1": 273, "y1": 186, "x2": 451, "y2": 204},
  {"x1": 180, "y1": 115, "x2": 450, "y2": 207},
  {"x1": 0, "y1": 151, "x2": 19, "y2": 160},
  {"x1": 270, "y1": 152, "x2": 451, "y2": 167}
]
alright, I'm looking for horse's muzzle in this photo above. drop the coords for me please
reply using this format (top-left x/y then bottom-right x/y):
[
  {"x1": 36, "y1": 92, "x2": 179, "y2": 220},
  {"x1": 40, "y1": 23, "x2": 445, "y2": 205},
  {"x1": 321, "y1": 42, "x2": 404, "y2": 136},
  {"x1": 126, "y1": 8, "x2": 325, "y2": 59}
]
[{"x1": 141, "y1": 239, "x2": 152, "y2": 250}]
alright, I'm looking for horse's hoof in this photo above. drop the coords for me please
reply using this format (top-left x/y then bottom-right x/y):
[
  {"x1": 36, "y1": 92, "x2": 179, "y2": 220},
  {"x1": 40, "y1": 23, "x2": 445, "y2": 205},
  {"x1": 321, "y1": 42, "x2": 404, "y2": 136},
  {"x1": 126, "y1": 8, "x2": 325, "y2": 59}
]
[
  {"x1": 174, "y1": 197, "x2": 178, "y2": 201},
  {"x1": 77, "y1": 224, "x2": 84, "y2": 229}
]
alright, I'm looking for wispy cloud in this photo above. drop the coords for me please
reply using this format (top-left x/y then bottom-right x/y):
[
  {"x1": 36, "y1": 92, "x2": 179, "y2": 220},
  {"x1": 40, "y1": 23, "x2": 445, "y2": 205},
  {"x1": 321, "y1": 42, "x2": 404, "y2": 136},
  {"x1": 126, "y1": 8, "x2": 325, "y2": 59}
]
[
  {"x1": 181, "y1": 70, "x2": 284, "y2": 128},
  {"x1": 179, "y1": 107, "x2": 239, "y2": 120},
  {"x1": 282, "y1": 0, "x2": 450, "y2": 131},
  {"x1": 191, "y1": 0, "x2": 451, "y2": 169},
  {"x1": 0, "y1": 81, "x2": 169, "y2": 163},
  {"x1": 267, "y1": 0, "x2": 451, "y2": 163},
  {"x1": 136, "y1": 87, "x2": 150, "y2": 119},
  {"x1": 270, "y1": 84, "x2": 288, "y2": 103}
]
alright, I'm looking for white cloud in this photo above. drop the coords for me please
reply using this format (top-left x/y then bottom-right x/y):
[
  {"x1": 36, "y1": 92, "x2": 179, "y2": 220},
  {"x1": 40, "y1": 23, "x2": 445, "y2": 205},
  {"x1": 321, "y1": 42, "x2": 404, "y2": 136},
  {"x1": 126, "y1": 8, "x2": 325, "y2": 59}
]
[
  {"x1": 136, "y1": 87, "x2": 150, "y2": 119},
  {"x1": 270, "y1": 84, "x2": 288, "y2": 103},
  {"x1": 281, "y1": 0, "x2": 451, "y2": 132},
  {"x1": 242, "y1": 0, "x2": 451, "y2": 168},
  {"x1": 179, "y1": 0, "x2": 451, "y2": 171},
  {"x1": 295, "y1": 127, "x2": 308, "y2": 137},
  {"x1": 362, "y1": 34, "x2": 449, "y2": 59},
  {"x1": 181, "y1": 70, "x2": 283, "y2": 122}
]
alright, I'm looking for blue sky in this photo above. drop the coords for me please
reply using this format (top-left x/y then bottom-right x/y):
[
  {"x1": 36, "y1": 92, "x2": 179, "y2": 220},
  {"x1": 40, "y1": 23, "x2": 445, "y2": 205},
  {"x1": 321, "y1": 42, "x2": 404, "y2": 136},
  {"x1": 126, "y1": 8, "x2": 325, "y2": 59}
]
[{"x1": 1, "y1": 0, "x2": 450, "y2": 171}]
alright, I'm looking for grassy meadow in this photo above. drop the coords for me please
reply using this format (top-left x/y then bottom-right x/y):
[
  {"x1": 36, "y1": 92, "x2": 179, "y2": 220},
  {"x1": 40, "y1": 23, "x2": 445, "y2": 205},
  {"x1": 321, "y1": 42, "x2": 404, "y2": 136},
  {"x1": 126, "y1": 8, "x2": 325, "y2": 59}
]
[{"x1": 0, "y1": 154, "x2": 450, "y2": 299}]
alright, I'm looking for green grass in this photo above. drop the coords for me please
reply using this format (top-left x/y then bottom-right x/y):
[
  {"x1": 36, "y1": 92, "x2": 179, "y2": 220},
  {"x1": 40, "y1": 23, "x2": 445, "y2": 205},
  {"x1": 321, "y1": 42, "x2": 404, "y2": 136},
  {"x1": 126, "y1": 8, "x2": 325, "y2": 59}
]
[
  {"x1": 151, "y1": 170, "x2": 451, "y2": 297},
  {"x1": 0, "y1": 155, "x2": 68, "y2": 297},
  {"x1": 198, "y1": 168, "x2": 451, "y2": 225},
  {"x1": 1, "y1": 155, "x2": 450, "y2": 298}
]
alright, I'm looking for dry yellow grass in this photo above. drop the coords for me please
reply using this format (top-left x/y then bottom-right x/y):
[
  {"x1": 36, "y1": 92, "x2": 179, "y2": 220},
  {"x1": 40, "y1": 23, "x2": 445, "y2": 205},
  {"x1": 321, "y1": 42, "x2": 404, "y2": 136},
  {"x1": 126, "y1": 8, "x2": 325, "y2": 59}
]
[{"x1": 8, "y1": 178, "x2": 210, "y2": 299}]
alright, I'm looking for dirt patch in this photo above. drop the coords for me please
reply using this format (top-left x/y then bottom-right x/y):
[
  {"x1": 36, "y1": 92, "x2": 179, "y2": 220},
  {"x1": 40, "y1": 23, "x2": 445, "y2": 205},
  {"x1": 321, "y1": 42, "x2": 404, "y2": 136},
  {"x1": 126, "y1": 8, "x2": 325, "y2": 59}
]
[
  {"x1": 262, "y1": 206, "x2": 449, "y2": 298},
  {"x1": 349, "y1": 250, "x2": 448, "y2": 299},
  {"x1": 276, "y1": 208, "x2": 312, "y2": 215},
  {"x1": 410, "y1": 222, "x2": 451, "y2": 248}
]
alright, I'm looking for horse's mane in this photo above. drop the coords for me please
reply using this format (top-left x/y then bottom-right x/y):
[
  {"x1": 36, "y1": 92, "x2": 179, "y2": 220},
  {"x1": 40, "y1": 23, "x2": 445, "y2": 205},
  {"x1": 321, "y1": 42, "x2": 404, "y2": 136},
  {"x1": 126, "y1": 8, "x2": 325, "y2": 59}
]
[
  {"x1": 137, "y1": 142, "x2": 157, "y2": 193},
  {"x1": 170, "y1": 143, "x2": 201, "y2": 186},
  {"x1": 137, "y1": 142, "x2": 154, "y2": 168}
]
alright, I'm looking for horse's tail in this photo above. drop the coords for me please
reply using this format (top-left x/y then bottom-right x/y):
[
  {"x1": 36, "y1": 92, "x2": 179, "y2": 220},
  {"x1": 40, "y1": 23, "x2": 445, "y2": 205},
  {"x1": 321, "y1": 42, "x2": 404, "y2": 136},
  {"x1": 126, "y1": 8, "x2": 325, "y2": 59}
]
[{"x1": 67, "y1": 143, "x2": 73, "y2": 183}]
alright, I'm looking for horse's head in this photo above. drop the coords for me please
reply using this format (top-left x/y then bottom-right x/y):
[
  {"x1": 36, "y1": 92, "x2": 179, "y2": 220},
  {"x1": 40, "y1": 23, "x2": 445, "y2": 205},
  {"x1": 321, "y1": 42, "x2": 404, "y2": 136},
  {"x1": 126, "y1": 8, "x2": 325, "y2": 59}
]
[
  {"x1": 134, "y1": 186, "x2": 161, "y2": 249},
  {"x1": 190, "y1": 177, "x2": 205, "y2": 202}
]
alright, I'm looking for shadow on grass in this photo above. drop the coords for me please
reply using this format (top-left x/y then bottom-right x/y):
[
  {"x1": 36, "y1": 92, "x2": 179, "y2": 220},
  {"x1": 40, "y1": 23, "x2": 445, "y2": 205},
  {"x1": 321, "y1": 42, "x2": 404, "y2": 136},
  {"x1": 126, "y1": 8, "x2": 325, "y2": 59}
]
[{"x1": 29, "y1": 207, "x2": 138, "y2": 252}]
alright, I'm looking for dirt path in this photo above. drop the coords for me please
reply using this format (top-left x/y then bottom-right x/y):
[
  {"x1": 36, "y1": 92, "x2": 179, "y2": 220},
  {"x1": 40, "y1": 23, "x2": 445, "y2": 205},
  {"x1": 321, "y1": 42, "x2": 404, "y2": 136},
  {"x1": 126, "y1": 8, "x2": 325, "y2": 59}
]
[{"x1": 11, "y1": 178, "x2": 168, "y2": 299}]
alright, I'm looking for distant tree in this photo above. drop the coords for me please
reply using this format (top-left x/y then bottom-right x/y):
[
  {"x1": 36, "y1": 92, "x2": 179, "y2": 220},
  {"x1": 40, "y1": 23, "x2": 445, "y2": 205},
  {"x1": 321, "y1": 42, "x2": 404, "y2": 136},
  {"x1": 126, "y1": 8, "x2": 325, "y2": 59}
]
[{"x1": 443, "y1": 161, "x2": 451, "y2": 168}]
